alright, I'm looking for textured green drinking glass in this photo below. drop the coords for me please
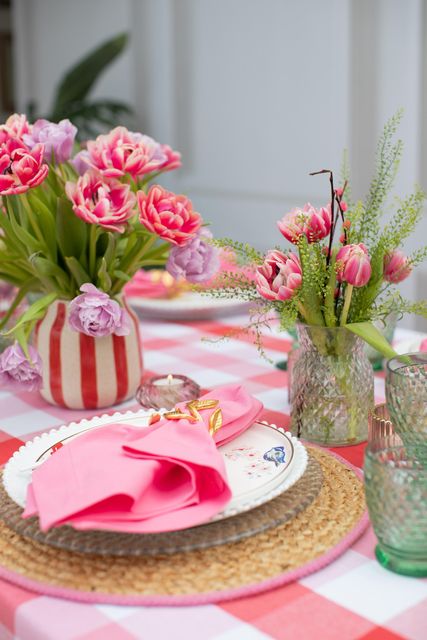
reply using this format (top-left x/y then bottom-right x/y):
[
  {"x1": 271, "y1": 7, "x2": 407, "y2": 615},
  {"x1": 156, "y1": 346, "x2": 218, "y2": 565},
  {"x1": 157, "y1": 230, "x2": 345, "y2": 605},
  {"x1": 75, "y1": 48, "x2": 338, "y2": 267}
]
[
  {"x1": 364, "y1": 445, "x2": 427, "y2": 577},
  {"x1": 386, "y1": 353, "x2": 427, "y2": 445}
]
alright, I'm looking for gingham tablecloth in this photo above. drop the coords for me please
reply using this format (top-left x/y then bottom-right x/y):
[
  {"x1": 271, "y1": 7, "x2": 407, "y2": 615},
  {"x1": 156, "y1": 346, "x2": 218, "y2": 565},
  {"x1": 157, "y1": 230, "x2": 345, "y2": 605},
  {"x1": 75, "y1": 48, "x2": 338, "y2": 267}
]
[{"x1": 0, "y1": 315, "x2": 426, "y2": 640}]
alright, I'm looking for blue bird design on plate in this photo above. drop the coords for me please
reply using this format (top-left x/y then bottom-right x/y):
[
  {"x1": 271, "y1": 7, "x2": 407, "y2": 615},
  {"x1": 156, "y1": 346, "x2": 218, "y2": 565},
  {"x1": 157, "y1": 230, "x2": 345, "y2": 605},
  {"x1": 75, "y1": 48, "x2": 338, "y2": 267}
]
[{"x1": 263, "y1": 446, "x2": 286, "y2": 467}]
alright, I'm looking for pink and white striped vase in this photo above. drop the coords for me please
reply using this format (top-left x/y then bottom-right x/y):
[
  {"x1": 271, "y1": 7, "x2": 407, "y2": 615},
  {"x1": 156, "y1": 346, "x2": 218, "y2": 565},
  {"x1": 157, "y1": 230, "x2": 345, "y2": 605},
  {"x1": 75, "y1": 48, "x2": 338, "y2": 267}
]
[{"x1": 34, "y1": 298, "x2": 143, "y2": 410}]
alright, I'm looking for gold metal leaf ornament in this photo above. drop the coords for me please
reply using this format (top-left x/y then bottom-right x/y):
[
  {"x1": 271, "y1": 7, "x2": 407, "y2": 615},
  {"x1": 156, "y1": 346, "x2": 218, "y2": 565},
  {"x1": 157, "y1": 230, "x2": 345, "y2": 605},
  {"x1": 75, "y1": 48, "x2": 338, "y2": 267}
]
[
  {"x1": 191, "y1": 400, "x2": 219, "y2": 411},
  {"x1": 209, "y1": 407, "x2": 223, "y2": 436},
  {"x1": 163, "y1": 411, "x2": 197, "y2": 422},
  {"x1": 186, "y1": 401, "x2": 203, "y2": 423}
]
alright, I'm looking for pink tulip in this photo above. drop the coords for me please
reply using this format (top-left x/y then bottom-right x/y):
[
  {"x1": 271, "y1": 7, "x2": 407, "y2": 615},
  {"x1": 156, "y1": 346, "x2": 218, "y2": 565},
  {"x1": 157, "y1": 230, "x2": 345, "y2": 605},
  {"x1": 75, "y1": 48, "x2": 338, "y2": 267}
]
[
  {"x1": 255, "y1": 250, "x2": 302, "y2": 301},
  {"x1": 0, "y1": 139, "x2": 48, "y2": 195},
  {"x1": 85, "y1": 126, "x2": 180, "y2": 181},
  {"x1": 0, "y1": 113, "x2": 31, "y2": 144},
  {"x1": 137, "y1": 185, "x2": 202, "y2": 245},
  {"x1": 383, "y1": 250, "x2": 412, "y2": 283},
  {"x1": 158, "y1": 144, "x2": 182, "y2": 172},
  {"x1": 336, "y1": 243, "x2": 371, "y2": 287},
  {"x1": 277, "y1": 203, "x2": 332, "y2": 244},
  {"x1": 66, "y1": 170, "x2": 136, "y2": 233}
]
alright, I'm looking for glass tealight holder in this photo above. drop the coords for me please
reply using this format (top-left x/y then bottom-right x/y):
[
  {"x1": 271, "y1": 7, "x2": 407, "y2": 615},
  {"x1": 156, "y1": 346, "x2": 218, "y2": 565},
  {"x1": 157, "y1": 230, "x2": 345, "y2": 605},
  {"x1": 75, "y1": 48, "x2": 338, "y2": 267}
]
[
  {"x1": 386, "y1": 353, "x2": 427, "y2": 445},
  {"x1": 364, "y1": 444, "x2": 427, "y2": 577},
  {"x1": 136, "y1": 374, "x2": 201, "y2": 410}
]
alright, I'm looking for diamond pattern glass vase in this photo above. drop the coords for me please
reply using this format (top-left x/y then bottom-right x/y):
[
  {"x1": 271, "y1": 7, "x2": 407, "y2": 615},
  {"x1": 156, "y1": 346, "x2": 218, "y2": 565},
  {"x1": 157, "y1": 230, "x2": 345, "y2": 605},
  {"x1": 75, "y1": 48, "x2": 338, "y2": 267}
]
[{"x1": 291, "y1": 324, "x2": 374, "y2": 446}]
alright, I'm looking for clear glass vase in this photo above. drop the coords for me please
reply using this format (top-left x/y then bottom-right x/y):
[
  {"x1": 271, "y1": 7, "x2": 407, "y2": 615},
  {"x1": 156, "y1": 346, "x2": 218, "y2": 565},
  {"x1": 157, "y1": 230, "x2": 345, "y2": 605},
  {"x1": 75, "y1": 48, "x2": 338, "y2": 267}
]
[{"x1": 291, "y1": 324, "x2": 374, "y2": 446}]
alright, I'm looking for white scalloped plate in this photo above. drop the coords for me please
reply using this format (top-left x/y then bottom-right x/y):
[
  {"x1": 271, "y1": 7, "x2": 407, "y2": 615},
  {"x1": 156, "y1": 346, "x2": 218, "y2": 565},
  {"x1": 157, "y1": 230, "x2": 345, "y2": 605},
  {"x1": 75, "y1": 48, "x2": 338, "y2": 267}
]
[
  {"x1": 128, "y1": 292, "x2": 250, "y2": 321},
  {"x1": 3, "y1": 409, "x2": 307, "y2": 529}
]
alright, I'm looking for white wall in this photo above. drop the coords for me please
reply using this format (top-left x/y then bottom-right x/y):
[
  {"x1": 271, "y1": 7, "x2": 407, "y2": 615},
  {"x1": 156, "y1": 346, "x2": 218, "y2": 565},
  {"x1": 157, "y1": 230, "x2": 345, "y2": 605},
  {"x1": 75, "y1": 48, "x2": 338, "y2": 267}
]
[{"x1": 11, "y1": 0, "x2": 427, "y2": 329}]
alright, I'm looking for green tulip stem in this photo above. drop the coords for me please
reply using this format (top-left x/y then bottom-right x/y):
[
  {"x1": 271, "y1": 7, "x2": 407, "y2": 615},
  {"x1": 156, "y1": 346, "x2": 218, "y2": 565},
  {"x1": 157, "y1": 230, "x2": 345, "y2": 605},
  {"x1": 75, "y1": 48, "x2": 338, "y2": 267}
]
[
  {"x1": 89, "y1": 225, "x2": 98, "y2": 277},
  {"x1": 296, "y1": 300, "x2": 310, "y2": 323},
  {"x1": 21, "y1": 194, "x2": 46, "y2": 247},
  {"x1": 340, "y1": 284, "x2": 353, "y2": 326}
]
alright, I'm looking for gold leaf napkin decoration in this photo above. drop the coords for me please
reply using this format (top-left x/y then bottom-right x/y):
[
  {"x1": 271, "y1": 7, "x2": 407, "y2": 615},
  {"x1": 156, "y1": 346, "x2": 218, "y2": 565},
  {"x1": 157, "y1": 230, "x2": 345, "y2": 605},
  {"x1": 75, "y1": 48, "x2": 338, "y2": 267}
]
[{"x1": 164, "y1": 399, "x2": 222, "y2": 436}]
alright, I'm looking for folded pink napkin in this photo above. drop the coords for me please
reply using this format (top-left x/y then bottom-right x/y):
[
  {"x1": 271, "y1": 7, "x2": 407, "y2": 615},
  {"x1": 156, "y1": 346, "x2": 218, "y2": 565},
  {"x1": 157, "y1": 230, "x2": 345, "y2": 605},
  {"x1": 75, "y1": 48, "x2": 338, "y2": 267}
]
[
  {"x1": 124, "y1": 269, "x2": 183, "y2": 299},
  {"x1": 201, "y1": 251, "x2": 256, "y2": 289},
  {"x1": 23, "y1": 385, "x2": 263, "y2": 533}
]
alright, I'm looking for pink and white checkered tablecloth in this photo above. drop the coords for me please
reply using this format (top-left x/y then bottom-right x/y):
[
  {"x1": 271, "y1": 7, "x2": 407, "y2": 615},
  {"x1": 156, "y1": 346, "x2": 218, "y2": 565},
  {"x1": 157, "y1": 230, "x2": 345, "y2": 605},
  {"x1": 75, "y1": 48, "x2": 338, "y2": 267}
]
[{"x1": 0, "y1": 314, "x2": 426, "y2": 640}]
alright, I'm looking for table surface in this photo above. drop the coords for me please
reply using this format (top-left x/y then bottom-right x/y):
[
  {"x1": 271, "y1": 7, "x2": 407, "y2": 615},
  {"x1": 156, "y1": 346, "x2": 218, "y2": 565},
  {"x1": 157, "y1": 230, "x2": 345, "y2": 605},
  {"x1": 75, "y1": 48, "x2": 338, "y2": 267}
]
[{"x1": 0, "y1": 314, "x2": 426, "y2": 640}]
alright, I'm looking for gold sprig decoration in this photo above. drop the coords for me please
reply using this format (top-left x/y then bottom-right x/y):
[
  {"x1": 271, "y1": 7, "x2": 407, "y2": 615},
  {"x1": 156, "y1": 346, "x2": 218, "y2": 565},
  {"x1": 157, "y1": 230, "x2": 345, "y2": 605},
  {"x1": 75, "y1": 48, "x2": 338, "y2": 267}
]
[{"x1": 164, "y1": 399, "x2": 223, "y2": 438}]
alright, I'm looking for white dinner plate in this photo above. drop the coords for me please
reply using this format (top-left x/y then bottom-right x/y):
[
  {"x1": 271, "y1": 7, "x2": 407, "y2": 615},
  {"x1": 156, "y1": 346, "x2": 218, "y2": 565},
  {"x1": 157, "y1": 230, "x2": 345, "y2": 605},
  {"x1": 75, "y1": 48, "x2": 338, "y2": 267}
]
[
  {"x1": 127, "y1": 291, "x2": 250, "y2": 321},
  {"x1": 3, "y1": 409, "x2": 307, "y2": 528}
]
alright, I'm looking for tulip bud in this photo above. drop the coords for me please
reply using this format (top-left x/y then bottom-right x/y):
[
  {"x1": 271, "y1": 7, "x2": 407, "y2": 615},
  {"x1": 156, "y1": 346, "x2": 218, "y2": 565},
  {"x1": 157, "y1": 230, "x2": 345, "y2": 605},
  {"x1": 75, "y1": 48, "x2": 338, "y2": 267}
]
[
  {"x1": 277, "y1": 203, "x2": 331, "y2": 244},
  {"x1": 340, "y1": 201, "x2": 348, "y2": 212},
  {"x1": 383, "y1": 250, "x2": 412, "y2": 283},
  {"x1": 335, "y1": 187, "x2": 344, "y2": 198},
  {"x1": 336, "y1": 243, "x2": 372, "y2": 287},
  {"x1": 255, "y1": 250, "x2": 302, "y2": 301},
  {"x1": 343, "y1": 219, "x2": 351, "y2": 229}
]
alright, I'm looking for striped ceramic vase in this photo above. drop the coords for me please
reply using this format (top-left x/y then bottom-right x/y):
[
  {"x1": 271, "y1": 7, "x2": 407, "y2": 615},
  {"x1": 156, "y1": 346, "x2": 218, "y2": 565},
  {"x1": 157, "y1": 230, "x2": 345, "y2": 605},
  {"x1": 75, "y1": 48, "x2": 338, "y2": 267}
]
[{"x1": 35, "y1": 299, "x2": 143, "y2": 410}]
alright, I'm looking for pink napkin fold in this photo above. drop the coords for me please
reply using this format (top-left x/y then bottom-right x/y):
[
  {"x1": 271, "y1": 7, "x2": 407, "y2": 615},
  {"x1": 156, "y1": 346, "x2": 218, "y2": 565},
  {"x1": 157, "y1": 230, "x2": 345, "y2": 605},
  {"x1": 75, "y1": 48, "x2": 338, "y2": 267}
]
[
  {"x1": 23, "y1": 385, "x2": 263, "y2": 533},
  {"x1": 202, "y1": 251, "x2": 256, "y2": 289},
  {"x1": 124, "y1": 270, "x2": 183, "y2": 299}
]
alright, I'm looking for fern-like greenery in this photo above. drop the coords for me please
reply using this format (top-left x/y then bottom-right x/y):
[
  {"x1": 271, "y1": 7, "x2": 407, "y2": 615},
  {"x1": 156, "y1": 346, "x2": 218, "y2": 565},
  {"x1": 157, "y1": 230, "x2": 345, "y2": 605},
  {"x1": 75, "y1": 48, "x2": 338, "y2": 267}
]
[
  {"x1": 351, "y1": 109, "x2": 404, "y2": 247},
  {"x1": 212, "y1": 238, "x2": 264, "y2": 265}
]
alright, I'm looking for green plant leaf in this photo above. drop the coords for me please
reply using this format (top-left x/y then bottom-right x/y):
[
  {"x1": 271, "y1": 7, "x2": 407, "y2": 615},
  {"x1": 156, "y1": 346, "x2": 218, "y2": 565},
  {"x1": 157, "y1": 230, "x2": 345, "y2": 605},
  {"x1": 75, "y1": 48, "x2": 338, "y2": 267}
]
[
  {"x1": 3, "y1": 292, "x2": 57, "y2": 336},
  {"x1": 51, "y1": 33, "x2": 128, "y2": 115},
  {"x1": 97, "y1": 257, "x2": 112, "y2": 291},
  {"x1": 26, "y1": 191, "x2": 57, "y2": 260},
  {"x1": 113, "y1": 269, "x2": 131, "y2": 282},
  {"x1": 64, "y1": 256, "x2": 91, "y2": 289},
  {"x1": 29, "y1": 256, "x2": 69, "y2": 292},
  {"x1": 345, "y1": 321, "x2": 399, "y2": 360},
  {"x1": 0, "y1": 282, "x2": 36, "y2": 331},
  {"x1": 56, "y1": 197, "x2": 88, "y2": 259},
  {"x1": 8, "y1": 208, "x2": 43, "y2": 255}
]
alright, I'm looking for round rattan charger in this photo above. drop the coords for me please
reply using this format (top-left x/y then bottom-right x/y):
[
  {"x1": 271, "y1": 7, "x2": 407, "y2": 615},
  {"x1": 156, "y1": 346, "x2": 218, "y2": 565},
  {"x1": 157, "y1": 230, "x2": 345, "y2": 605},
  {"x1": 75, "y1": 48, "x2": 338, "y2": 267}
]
[{"x1": 0, "y1": 447, "x2": 368, "y2": 605}]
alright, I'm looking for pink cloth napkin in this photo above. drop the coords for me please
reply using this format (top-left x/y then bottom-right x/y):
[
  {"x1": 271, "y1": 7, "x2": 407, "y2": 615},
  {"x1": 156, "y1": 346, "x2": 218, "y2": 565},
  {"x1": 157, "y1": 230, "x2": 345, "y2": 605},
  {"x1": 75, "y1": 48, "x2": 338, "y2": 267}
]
[
  {"x1": 200, "y1": 251, "x2": 256, "y2": 290},
  {"x1": 23, "y1": 385, "x2": 263, "y2": 533},
  {"x1": 124, "y1": 270, "x2": 182, "y2": 299}
]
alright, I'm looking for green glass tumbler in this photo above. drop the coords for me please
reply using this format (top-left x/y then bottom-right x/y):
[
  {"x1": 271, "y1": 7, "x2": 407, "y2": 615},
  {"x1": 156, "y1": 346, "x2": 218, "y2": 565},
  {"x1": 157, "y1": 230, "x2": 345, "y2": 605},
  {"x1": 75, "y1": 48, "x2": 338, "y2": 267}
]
[
  {"x1": 386, "y1": 353, "x2": 427, "y2": 445},
  {"x1": 364, "y1": 445, "x2": 427, "y2": 577}
]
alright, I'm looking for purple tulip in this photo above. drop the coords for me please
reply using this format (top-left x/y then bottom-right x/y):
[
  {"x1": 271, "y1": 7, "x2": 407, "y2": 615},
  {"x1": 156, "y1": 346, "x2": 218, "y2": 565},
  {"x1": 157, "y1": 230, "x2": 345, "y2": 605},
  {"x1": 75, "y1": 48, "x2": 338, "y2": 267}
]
[
  {"x1": 68, "y1": 284, "x2": 130, "y2": 337},
  {"x1": 166, "y1": 229, "x2": 220, "y2": 283},
  {"x1": 0, "y1": 342, "x2": 43, "y2": 392},
  {"x1": 71, "y1": 149, "x2": 91, "y2": 175},
  {"x1": 23, "y1": 118, "x2": 77, "y2": 164}
]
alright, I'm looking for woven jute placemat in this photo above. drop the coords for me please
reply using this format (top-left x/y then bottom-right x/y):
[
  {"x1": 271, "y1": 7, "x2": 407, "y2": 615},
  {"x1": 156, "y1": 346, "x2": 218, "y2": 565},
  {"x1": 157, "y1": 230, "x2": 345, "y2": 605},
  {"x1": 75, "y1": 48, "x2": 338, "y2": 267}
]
[
  {"x1": 0, "y1": 447, "x2": 368, "y2": 606},
  {"x1": 0, "y1": 455, "x2": 323, "y2": 556}
]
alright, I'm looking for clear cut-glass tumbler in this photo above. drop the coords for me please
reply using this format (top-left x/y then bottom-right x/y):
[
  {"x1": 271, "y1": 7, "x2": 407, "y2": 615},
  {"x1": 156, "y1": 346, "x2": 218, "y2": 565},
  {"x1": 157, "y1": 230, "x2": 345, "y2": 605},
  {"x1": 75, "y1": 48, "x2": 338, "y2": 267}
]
[{"x1": 364, "y1": 444, "x2": 427, "y2": 577}]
